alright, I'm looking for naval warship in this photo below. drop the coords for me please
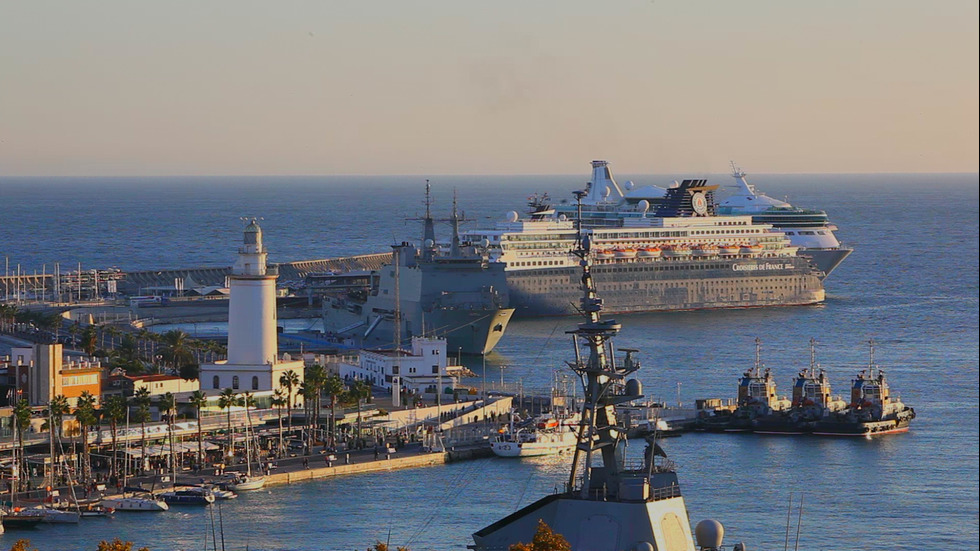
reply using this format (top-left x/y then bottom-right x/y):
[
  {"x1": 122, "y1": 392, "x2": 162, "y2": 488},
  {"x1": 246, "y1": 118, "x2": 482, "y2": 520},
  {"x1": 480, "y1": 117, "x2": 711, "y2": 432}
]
[
  {"x1": 472, "y1": 192, "x2": 746, "y2": 551},
  {"x1": 322, "y1": 190, "x2": 514, "y2": 355}
]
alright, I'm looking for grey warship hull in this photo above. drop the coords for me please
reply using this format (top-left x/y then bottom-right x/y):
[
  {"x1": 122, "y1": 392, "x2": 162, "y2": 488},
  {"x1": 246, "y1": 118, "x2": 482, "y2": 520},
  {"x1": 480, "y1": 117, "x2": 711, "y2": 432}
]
[{"x1": 506, "y1": 255, "x2": 825, "y2": 317}]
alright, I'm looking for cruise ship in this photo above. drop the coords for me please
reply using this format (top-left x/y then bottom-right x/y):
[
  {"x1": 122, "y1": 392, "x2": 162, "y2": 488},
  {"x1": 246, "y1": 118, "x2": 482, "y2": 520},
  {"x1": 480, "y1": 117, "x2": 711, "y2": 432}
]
[
  {"x1": 462, "y1": 161, "x2": 826, "y2": 316},
  {"x1": 715, "y1": 162, "x2": 852, "y2": 277}
]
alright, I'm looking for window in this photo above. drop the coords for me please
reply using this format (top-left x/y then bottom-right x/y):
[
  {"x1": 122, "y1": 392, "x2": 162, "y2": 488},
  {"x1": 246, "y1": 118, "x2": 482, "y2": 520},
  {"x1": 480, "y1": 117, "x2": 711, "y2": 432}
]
[
  {"x1": 232, "y1": 376, "x2": 240, "y2": 390},
  {"x1": 252, "y1": 376, "x2": 259, "y2": 390},
  {"x1": 212, "y1": 376, "x2": 220, "y2": 389},
  {"x1": 432, "y1": 365, "x2": 439, "y2": 374}
]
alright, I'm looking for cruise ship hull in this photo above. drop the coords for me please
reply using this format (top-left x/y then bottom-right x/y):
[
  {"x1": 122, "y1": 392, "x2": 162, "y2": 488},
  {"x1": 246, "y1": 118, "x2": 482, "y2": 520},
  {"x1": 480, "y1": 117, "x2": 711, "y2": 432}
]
[
  {"x1": 802, "y1": 247, "x2": 852, "y2": 278},
  {"x1": 505, "y1": 256, "x2": 825, "y2": 317}
]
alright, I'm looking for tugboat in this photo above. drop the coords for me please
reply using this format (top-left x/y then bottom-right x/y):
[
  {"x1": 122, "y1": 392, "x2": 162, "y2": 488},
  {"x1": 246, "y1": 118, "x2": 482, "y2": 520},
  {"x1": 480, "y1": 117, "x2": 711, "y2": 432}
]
[
  {"x1": 472, "y1": 192, "x2": 746, "y2": 551},
  {"x1": 752, "y1": 339, "x2": 846, "y2": 434},
  {"x1": 813, "y1": 340, "x2": 916, "y2": 436},
  {"x1": 491, "y1": 410, "x2": 580, "y2": 458},
  {"x1": 697, "y1": 338, "x2": 790, "y2": 432}
]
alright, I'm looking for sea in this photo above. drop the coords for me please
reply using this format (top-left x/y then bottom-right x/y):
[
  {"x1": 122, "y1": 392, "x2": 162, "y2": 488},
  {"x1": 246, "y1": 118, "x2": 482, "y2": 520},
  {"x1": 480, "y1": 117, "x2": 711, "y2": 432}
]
[{"x1": 0, "y1": 172, "x2": 978, "y2": 550}]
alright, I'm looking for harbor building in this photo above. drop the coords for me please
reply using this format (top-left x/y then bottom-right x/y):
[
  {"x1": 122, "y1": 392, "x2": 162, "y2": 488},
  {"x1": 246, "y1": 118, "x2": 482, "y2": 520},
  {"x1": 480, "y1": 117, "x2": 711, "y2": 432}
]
[
  {"x1": 198, "y1": 220, "x2": 304, "y2": 403},
  {"x1": 337, "y1": 336, "x2": 464, "y2": 398},
  {"x1": 103, "y1": 373, "x2": 200, "y2": 400},
  {"x1": 3, "y1": 343, "x2": 102, "y2": 407}
]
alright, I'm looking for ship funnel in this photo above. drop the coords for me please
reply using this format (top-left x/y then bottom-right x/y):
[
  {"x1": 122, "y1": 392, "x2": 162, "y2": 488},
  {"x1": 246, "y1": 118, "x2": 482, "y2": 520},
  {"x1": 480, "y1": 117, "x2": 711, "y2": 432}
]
[
  {"x1": 586, "y1": 160, "x2": 625, "y2": 205},
  {"x1": 695, "y1": 519, "x2": 724, "y2": 550}
]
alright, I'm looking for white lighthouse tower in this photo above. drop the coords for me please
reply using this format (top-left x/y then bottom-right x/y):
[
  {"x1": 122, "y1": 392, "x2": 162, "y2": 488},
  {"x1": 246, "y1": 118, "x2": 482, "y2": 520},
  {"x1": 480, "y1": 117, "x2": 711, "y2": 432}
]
[{"x1": 200, "y1": 220, "x2": 304, "y2": 398}]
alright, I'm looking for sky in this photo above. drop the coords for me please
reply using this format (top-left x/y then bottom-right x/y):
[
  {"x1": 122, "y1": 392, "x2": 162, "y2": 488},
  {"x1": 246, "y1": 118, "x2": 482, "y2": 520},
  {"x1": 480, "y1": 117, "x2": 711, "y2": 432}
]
[{"x1": 1, "y1": 0, "x2": 977, "y2": 177}]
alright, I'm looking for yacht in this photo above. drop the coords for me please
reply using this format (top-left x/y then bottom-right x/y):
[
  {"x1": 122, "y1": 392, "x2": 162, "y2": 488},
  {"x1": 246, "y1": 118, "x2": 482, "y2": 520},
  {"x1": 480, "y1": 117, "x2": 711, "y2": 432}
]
[{"x1": 101, "y1": 495, "x2": 170, "y2": 512}]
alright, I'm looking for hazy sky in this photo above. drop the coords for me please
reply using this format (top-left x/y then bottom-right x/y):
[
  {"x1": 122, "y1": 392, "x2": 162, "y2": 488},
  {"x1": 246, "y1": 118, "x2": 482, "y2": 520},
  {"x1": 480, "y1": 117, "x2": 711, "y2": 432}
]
[{"x1": 2, "y1": 1, "x2": 977, "y2": 176}]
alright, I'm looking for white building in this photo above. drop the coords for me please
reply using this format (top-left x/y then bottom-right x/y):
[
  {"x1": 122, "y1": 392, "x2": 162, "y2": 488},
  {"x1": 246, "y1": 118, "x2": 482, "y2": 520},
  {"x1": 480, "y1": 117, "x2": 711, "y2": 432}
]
[
  {"x1": 198, "y1": 220, "x2": 304, "y2": 402},
  {"x1": 339, "y1": 337, "x2": 463, "y2": 399}
]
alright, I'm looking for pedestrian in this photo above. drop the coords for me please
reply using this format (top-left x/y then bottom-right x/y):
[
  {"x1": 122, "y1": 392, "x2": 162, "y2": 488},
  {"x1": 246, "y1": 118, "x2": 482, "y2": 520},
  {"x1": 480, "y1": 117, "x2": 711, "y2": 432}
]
[
  {"x1": 303, "y1": 457, "x2": 309, "y2": 469},
  {"x1": 374, "y1": 446, "x2": 379, "y2": 460},
  {"x1": 345, "y1": 453, "x2": 350, "y2": 465}
]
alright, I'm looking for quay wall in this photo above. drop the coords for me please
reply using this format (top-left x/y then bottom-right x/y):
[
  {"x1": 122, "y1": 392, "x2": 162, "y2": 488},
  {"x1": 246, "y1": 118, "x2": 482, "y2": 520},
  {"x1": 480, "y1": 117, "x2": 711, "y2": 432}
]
[{"x1": 262, "y1": 445, "x2": 493, "y2": 487}]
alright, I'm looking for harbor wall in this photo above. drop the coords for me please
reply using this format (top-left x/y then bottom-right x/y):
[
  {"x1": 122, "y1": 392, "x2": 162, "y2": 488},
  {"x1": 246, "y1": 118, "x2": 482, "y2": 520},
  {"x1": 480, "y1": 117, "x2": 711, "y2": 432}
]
[{"x1": 266, "y1": 445, "x2": 492, "y2": 487}]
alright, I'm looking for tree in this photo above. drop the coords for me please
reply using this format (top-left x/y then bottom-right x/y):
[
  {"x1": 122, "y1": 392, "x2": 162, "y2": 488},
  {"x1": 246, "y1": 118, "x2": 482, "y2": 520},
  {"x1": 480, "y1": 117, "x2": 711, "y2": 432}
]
[
  {"x1": 81, "y1": 325, "x2": 98, "y2": 357},
  {"x1": 160, "y1": 330, "x2": 196, "y2": 376},
  {"x1": 103, "y1": 395, "x2": 128, "y2": 481},
  {"x1": 75, "y1": 391, "x2": 99, "y2": 483},
  {"x1": 508, "y1": 519, "x2": 571, "y2": 551},
  {"x1": 188, "y1": 390, "x2": 209, "y2": 469},
  {"x1": 279, "y1": 369, "x2": 300, "y2": 434},
  {"x1": 12, "y1": 399, "x2": 32, "y2": 491},
  {"x1": 96, "y1": 539, "x2": 150, "y2": 551},
  {"x1": 305, "y1": 365, "x2": 327, "y2": 450},
  {"x1": 347, "y1": 380, "x2": 371, "y2": 440},
  {"x1": 323, "y1": 374, "x2": 346, "y2": 448},
  {"x1": 217, "y1": 388, "x2": 238, "y2": 462},
  {"x1": 270, "y1": 389, "x2": 287, "y2": 455},
  {"x1": 8, "y1": 539, "x2": 38, "y2": 551},
  {"x1": 156, "y1": 392, "x2": 177, "y2": 474},
  {"x1": 131, "y1": 387, "x2": 152, "y2": 472}
]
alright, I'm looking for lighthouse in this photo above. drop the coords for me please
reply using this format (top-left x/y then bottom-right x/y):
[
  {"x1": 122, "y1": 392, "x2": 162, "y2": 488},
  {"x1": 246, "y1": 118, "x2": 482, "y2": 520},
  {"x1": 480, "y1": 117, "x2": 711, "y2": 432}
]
[
  {"x1": 227, "y1": 219, "x2": 277, "y2": 365},
  {"x1": 199, "y1": 220, "x2": 304, "y2": 398}
]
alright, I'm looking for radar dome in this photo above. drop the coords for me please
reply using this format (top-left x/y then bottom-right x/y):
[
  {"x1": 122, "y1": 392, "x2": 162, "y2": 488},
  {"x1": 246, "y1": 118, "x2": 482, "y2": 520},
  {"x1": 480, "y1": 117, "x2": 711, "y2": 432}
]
[
  {"x1": 625, "y1": 180, "x2": 635, "y2": 191},
  {"x1": 558, "y1": 214, "x2": 567, "y2": 222},
  {"x1": 423, "y1": 239, "x2": 434, "y2": 248},
  {"x1": 481, "y1": 238, "x2": 490, "y2": 248},
  {"x1": 695, "y1": 520, "x2": 725, "y2": 549},
  {"x1": 602, "y1": 185, "x2": 611, "y2": 198},
  {"x1": 632, "y1": 543, "x2": 655, "y2": 551},
  {"x1": 638, "y1": 199, "x2": 650, "y2": 213},
  {"x1": 669, "y1": 180, "x2": 680, "y2": 188},
  {"x1": 506, "y1": 211, "x2": 519, "y2": 222},
  {"x1": 625, "y1": 379, "x2": 642, "y2": 397}
]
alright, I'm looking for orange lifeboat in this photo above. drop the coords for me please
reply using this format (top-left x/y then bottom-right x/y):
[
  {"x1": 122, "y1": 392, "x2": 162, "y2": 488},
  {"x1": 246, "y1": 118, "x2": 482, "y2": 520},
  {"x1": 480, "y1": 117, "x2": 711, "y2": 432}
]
[
  {"x1": 613, "y1": 247, "x2": 637, "y2": 259},
  {"x1": 740, "y1": 243, "x2": 764, "y2": 256},
  {"x1": 594, "y1": 249, "x2": 614, "y2": 260},
  {"x1": 637, "y1": 246, "x2": 662, "y2": 258},
  {"x1": 719, "y1": 244, "x2": 741, "y2": 256},
  {"x1": 692, "y1": 244, "x2": 719, "y2": 257}
]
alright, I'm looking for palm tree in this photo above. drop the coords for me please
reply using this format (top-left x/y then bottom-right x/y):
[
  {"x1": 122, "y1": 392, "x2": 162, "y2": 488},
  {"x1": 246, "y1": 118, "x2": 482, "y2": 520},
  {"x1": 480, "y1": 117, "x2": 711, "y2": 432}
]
[
  {"x1": 131, "y1": 387, "x2": 152, "y2": 472},
  {"x1": 103, "y1": 395, "x2": 128, "y2": 481},
  {"x1": 157, "y1": 392, "x2": 177, "y2": 474},
  {"x1": 323, "y1": 374, "x2": 346, "y2": 448},
  {"x1": 75, "y1": 391, "x2": 99, "y2": 483},
  {"x1": 217, "y1": 388, "x2": 238, "y2": 463},
  {"x1": 188, "y1": 390, "x2": 209, "y2": 469},
  {"x1": 160, "y1": 330, "x2": 195, "y2": 375},
  {"x1": 271, "y1": 389, "x2": 287, "y2": 455},
  {"x1": 240, "y1": 392, "x2": 257, "y2": 472},
  {"x1": 305, "y1": 365, "x2": 327, "y2": 450},
  {"x1": 47, "y1": 394, "x2": 70, "y2": 487},
  {"x1": 279, "y1": 370, "x2": 300, "y2": 435},
  {"x1": 348, "y1": 380, "x2": 371, "y2": 442},
  {"x1": 12, "y1": 398, "x2": 32, "y2": 491},
  {"x1": 81, "y1": 325, "x2": 98, "y2": 357}
]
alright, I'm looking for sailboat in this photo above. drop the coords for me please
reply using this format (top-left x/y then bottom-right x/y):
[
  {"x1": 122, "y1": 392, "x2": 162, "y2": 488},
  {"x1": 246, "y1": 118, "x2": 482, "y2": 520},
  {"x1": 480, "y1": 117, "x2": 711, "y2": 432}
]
[
  {"x1": 226, "y1": 395, "x2": 265, "y2": 492},
  {"x1": 102, "y1": 406, "x2": 169, "y2": 511}
]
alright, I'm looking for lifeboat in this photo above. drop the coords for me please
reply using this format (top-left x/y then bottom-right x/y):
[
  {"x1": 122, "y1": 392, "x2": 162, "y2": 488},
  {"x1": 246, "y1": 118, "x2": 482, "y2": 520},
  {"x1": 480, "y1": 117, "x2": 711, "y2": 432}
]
[
  {"x1": 663, "y1": 244, "x2": 691, "y2": 258},
  {"x1": 740, "y1": 244, "x2": 764, "y2": 256},
  {"x1": 718, "y1": 244, "x2": 741, "y2": 256},
  {"x1": 637, "y1": 246, "x2": 662, "y2": 258},
  {"x1": 613, "y1": 248, "x2": 637, "y2": 259},
  {"x1": 594, "y1": 249, "x2": 614, "y2": 260},
  {"x1": 692, "y1": 244, "x2": 719, "y2": 257}
]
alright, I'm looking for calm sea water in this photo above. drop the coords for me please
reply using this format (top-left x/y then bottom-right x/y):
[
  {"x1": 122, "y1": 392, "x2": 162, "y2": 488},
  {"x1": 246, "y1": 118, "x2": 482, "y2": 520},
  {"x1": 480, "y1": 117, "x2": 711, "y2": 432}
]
[{"x1": 0, "y1": 173, "x2": 977, "y2": 550}]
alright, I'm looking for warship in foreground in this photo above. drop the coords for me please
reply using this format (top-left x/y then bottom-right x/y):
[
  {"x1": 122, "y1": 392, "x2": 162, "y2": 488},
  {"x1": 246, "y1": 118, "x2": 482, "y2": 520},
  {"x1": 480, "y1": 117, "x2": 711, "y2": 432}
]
[{"x1": 471, "y1": 193, "x2": 745, "y2": 551}]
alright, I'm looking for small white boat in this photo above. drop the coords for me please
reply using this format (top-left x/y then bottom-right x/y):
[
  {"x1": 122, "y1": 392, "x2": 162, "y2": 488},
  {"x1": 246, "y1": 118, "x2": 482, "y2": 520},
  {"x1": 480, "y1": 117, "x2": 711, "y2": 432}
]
[
  {"x1": 491, "y1": 412, "x2": 580, "y2": 458},
  {"x1": 101, "y1": 496, "x2": 170, "y2": 512},
  {"x1": 227, "y1": 474, "x2": 266, "y2": 492}
]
